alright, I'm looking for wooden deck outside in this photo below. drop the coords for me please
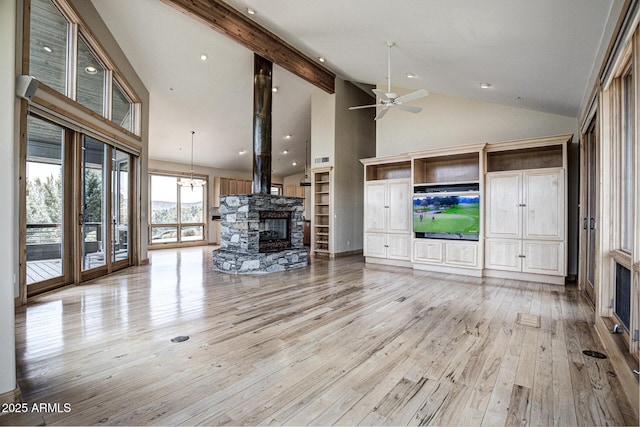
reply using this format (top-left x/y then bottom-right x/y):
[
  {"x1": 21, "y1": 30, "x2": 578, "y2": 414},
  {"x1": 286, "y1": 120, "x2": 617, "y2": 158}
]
[
  {"x1": 4, "y1": 246, "x2": 638, "y2": 426},
  {"x1": 26, "y1": 259, "x2": 62, "y2": 284}
]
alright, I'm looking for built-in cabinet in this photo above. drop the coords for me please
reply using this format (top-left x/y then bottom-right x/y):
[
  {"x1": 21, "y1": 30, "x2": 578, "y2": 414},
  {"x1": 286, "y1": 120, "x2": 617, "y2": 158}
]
[
  {"x1": 360, "y1": 134, "x2": 571, "y2": 285},
  {"x1": 363, "y1": 179, "x2": 412, "y2": 262},
  {"x1": 484, "y1": 137, "x2": 567, "y2": 284},
  {"x1": 410, "y1": 144, "x2": 485, "y2": 275}
]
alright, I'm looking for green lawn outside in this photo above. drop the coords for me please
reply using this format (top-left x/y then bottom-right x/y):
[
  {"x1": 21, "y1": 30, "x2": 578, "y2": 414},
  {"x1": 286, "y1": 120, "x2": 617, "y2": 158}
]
[{"x1": 413, "y1": 202, "x2": 479, "y2": 233}]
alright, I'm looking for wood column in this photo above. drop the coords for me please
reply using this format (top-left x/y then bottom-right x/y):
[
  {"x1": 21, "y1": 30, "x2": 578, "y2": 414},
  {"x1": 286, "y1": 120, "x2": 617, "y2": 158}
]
[{"x1": 252, "y1": 54, "x2": 272, "y2": 194}]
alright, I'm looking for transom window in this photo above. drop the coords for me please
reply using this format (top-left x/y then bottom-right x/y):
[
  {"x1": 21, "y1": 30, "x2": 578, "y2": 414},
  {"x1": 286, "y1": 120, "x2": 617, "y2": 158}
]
[{"x1": 29, "y1": 0, "x2": 139, "y2": 134}]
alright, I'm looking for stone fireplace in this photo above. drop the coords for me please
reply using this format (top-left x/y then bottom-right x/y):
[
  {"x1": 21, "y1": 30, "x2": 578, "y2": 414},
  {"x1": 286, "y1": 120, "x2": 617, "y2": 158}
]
[
  {"x1": 213, "y1": 194, "x2": 308, "y2": 274},
  {"x1": 213, "y1": 54, "x2": 308, "y2": 274}
]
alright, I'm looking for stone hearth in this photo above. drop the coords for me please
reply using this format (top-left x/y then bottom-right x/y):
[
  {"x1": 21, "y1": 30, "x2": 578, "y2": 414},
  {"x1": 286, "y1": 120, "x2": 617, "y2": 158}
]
[{"x1": 213, "y1": 194, "x2": 308, "y2": 274}]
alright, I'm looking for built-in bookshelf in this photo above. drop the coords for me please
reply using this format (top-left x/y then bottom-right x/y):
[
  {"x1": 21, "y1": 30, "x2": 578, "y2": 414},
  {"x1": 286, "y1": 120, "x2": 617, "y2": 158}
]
[{"x1": 312, "y1": 167, "x2": 332, "y2": 255}]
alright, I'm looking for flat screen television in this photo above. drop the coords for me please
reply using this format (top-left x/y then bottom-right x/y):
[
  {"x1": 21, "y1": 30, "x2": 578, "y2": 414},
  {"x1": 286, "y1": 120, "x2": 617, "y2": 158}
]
[{"x1": 413, "y1": 193, "x2": 480, "y2": 240}]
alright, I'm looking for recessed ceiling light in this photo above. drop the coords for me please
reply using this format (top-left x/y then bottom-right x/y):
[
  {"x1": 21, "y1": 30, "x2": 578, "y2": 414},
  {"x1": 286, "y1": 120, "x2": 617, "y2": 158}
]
[
  {"x1": 292, "y1": 162, "x2": 297, "y2": 166},
  {"x1": 317, "y1": 56, "x2": 326, "y2": 63},
  {"x1": 480, "y1": 83, "x2": 492, "y2": 89},
  {"x1": 272, "y1": 86, "x2": 278, "y2": 93},
  {"x1": 246, "y1": 7, "x2": 256, "y2": 15},
  {"x1": 85, "y1": 66, "x2": 98, "y2": 75},
  {"x1": 282, "y1": 149, "x2": 288, "y2": 154},
  {"x1": 239, "y1": 149, "x2": 247, "y2": 155},
  {"x1": 285, "y1": 134, "x2": 292, "y2": 139},
  {"x1": 43, "y1": 46, "x2": 52, "y2": 53},
  {"x1": 200, "y1": 53, "x2": 208, "y2": 61},
  {"x1": 406, "y1": 73, "x2": 417, "y2": 79}
]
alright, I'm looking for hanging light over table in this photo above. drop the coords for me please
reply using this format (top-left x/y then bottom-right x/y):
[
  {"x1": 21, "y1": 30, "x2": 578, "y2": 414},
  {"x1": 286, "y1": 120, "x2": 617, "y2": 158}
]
[{"x1": 179, "y1": 130, "x2": 206, "y2": 190}]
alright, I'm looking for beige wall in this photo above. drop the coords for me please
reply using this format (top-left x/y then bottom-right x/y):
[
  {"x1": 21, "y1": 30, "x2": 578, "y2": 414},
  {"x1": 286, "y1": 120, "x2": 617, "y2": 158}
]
[
  {"x1": 377, "y1": 89, "x2": 578, "y2": 155},
  {"x1": 1, "y1": 0, "x2": 18, "y2": 398},
  {"x1": 311, "y1": 79, "x2": 376, "y2": 254},
  {"x1": 334, "y1": 79, "x2": 376, "y2": 253}
]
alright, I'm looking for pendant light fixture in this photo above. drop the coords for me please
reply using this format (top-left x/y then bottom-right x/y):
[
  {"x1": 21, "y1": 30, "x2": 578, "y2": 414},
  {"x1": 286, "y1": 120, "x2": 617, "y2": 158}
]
[
  {"x1": 179, "y1": 130, "x2": 205, "y2": 190},
  {"x1": 300, "y1": 139, "x2": 311, "y2": 187}
]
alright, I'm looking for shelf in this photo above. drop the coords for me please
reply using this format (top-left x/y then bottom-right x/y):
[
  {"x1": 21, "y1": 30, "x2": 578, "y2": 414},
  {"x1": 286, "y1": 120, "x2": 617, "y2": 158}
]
[
  {"x1": 413, "y1": 152, "x2": 480, "y2": 185},
  {"x1": 365, "y1": 161, "x2": 411, "y2": 181},
  {"x1": 313, "y1": 168, "x2": 332, "y2": 255},
  {"x1": 414, "y1": 180, "x2": 480, "y2": 188},
  {"x1": 486, "y1": 144, "x2": 563, "y2": 172}
]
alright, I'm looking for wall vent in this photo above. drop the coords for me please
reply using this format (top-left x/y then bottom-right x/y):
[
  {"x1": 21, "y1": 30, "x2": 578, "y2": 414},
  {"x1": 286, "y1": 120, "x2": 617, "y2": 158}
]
[{"x1": 314, "y1": 157, "x2": 330, "y2": 164}]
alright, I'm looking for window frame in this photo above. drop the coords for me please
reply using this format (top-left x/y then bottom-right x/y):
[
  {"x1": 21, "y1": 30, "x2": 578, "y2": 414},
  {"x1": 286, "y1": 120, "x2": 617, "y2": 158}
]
[
  {"x1": 148, "y1": 172, "x2": 208, "y2": 247},
  {"x1": 27, "y1": 0, "x2": 141, "y2": 136}
]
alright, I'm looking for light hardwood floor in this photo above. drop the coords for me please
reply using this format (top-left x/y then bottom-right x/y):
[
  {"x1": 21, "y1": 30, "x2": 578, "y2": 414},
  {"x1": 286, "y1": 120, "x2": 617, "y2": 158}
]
[{"x1": 3, "y1": 246, "x2": 638, "y2": 426}]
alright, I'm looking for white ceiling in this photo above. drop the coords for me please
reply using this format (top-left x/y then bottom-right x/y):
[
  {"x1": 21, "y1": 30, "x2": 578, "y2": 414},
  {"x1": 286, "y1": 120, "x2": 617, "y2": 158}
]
[{"x1": 90, "y1": 0, "x2": 623, "y2": 177}]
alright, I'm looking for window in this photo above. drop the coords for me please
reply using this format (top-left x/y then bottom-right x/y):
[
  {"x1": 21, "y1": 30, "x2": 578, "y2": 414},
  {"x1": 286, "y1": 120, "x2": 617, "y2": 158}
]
[
  {"x1": 112, "y1": 81, "x2": 133, "y2": 132},
  {"x1": 150, "y1": 174, "x2": 206, "y2": 245},
  {"x1": 621, "y1": 70, "x2": 633, "y2": 252},
  {"x1": 29, "y1": 0, "x2": 68, "y2": 94},
  {"x1": 29, "y1": 0, "x2": 139, "y2": 134},
  {"x1": 76, "y1": 36, "x2": 106, "y2": 116}
]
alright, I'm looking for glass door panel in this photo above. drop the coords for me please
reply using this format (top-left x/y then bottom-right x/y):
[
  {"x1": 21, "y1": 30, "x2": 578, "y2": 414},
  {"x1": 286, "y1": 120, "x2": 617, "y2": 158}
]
[
  {"x1": 585, "y1": 118, "x2": 597, "y2": 304},
  {"x1": 26, "y1": 116, "x2": 66, "y2": 287},
  {"x1": 112, "y1": 149, "x2": 130, "y2": 265},
  {"x1": 81, "y1": 136, "x2": 107, "y2": 271}
]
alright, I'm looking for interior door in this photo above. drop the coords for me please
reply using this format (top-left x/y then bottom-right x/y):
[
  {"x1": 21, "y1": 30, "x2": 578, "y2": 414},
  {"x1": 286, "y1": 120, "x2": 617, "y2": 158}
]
[{"x1": 584, "y1": 118, "x2": 597, "y2": 304}]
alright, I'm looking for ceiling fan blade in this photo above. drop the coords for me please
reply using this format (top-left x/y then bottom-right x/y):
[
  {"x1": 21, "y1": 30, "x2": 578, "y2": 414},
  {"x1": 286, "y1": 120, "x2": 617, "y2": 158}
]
[
  {"x1": 372, "y1": 88, "x2": 390, "y2": 102},
  {"x1": 374, "y1": 106, "x2": 391, "y2": 120},
  {"x1": 349, "y1": 104, "x2": 380, "y2": 110},
  {"x1": 395, "y1": 89, "x2": 429, "y2": 104},
  {"x1": 396, "y1": 104, "x2": 422, "y2": 113}
]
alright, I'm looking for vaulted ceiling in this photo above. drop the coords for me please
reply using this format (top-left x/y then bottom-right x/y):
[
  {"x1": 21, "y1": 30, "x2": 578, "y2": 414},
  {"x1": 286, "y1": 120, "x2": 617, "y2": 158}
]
[{"x1": 90, "y1": 0, "x2": 624, "y2": 177}]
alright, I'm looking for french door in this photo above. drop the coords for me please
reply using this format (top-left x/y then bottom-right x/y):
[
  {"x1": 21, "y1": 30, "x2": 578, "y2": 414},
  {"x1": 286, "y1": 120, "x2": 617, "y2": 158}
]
[
  {"x1": 79, "y1": 136, "x2": 132, "y2": 282},
  {"x1": 24, "y1": 114, "x2": 135, "y2": 295},
  {"x1": 25, "y1": 116, "x2": 72, "y2": 294},
  {"x1": 583, "y1": 117, "x2": 598, "y2": 305}
]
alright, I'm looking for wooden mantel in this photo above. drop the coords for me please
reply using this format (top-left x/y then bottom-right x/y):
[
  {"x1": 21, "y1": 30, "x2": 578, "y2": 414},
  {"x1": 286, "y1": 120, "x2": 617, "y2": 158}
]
[{"x1": 160, "y1": 0, "x2": 336, "y2": 94}]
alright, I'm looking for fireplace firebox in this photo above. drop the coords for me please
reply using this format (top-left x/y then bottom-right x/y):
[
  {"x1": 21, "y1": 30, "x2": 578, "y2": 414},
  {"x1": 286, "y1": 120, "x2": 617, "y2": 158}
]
[{"x1": 259, "y1": 211, "x2": 291, "y2": 252}]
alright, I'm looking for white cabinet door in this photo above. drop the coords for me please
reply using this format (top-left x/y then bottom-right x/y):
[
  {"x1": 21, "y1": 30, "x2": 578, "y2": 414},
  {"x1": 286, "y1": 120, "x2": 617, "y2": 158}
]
[
  {"x1": 485, "y1": 238, "x2": 521, "y2": 271},
  {"x1": 523, "y1": 169, "x2": 564, "y2": 240},
  {"x1": 365, "y1": 182, "x2": 387, "y2": 233},
  {"x1": 486, "y1": 172, "x2": 521, "y2": 238},
  {"x1": 413, "y1": 240, "x2": 444, "y2": 264},
  {"x1": 387, "y1": 180, "x2": 411, "y2": 234},
  {"x1": 445, "y1": 241, "x2": 479, "y2": 267},
  {"x1": 522, "y1": 241, "x2": 565, "y2": 276},
  {"x1": 388, "y1": 234, "x2": 411, "y2": 260},
  {"x1": 364, "y1": 233, "x2": 387, "y2": 258}
]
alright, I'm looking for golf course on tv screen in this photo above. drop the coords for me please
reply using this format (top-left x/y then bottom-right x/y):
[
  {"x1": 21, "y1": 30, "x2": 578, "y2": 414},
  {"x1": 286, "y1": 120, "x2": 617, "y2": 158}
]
[{"x1": 413, "y1": 194, "x2": 480, "y2": 240}]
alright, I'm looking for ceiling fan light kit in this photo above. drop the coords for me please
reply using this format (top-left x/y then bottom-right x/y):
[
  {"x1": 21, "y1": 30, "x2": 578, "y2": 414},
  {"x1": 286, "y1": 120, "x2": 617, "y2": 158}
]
[{"x1": 349, "y1": 41, "x2": 429, "y2": 120}]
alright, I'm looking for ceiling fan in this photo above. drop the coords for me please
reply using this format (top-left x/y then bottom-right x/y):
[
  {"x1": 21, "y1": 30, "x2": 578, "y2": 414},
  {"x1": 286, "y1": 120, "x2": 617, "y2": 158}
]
[{"x1": 349, "y1": 41, "x2": 429, "y2": 120}]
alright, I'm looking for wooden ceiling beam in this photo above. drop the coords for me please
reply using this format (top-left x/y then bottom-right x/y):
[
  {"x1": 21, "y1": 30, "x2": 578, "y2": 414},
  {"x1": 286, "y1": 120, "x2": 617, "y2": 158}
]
[{"x1": 160, "y1": 0, "x2": 335, "y2": 94}]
